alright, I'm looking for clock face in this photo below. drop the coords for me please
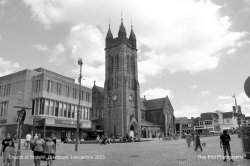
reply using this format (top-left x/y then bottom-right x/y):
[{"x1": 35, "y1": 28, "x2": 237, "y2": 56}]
[{"x1": 112, "y1": 94, "x2": 117, "y2": 101}]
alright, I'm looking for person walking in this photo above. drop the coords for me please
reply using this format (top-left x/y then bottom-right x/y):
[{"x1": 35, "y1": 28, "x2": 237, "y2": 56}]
[
  {"x1": 44, "y1": 137, "x2": 56, "y2": 166},
  {"x1": 194, "y1": 133, "x2": 203, "y2": 151},
  {"x1": 1, "y1": 133, "x2": 15, "y2": 166},
  {"x1": 3, "y1": 140, "x2": 15, "y2": 166},
  {"x1": 33, "y1": 133, "x2": 45, "y2": 166},
  {"x1": 185, "y1": 133, "x2": 192, "y2": 147},
  {"x1": 25, "y1": 133, "x2": 32, "y2": 149},
  {"x1": 220, "y1": 130, "x2": 233, "y2": 162}
]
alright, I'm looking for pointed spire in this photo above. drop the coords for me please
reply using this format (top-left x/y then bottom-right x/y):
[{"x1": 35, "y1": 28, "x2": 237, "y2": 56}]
[
  {"x1": 106, "y1": 18, "x2": 113, "y2": 39},
  {"x1": 118, "y1": 13, "x2": 126, "y2": 38},
  {"x1": 129, "y1": 19, "x2": 136, "y2": 41}
]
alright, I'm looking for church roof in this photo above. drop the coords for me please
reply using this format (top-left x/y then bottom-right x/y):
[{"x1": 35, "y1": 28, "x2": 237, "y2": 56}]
[
  {"x1": 93, "y1": 85, "x2": 104, "y2": 95},
  {"x1": 140, "y1": 98, "x2": 147, "y2": 110},
  {"x1": 143, "y1": 97, "x2": 166, "y2": 110},
  {"x1": 141, "y1": 119, "x2": 161, "y2": 127}
]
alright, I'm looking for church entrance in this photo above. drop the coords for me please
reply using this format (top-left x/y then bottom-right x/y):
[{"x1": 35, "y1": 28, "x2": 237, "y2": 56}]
[
  {"x1": 129, "y1": 126, "x2": 135, "y2": 138},
  {"x1": 129, "y1": 121, "x2": 139, "y2": 138}
]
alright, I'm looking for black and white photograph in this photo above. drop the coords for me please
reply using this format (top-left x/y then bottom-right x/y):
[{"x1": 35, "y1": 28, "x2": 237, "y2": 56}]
[{"x1": 0, "y1": 0, "x2": 250, "y2": 165}]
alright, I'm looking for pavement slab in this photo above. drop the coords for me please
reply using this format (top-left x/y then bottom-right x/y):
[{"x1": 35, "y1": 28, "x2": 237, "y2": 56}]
[{"x1": 1, "y1": 135, "x2": 250, "y2": 166}]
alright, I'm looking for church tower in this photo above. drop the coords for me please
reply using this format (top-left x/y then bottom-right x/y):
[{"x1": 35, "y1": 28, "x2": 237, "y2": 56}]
[{"x1": 104, "y1": 19, "x2": 141, "y2": 137}]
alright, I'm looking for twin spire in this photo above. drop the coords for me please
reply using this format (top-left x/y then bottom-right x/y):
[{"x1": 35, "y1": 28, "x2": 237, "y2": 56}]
[{"x1": 106, "y1": 16, "x2": 136, "y2": 41}]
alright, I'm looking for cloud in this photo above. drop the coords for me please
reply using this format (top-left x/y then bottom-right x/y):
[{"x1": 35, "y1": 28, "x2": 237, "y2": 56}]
[
  {"x1": 199, "y1": 90, "x2": 210, "y2": 97},
  {"x1": 217, "y1": 93, "x2": 250, "y2": 116},
  {"x1": 23, "y1": 0, "x2": 247, "y2": 77},
  {"x1": 48, "y1": 44, "x2": 65, "y2": 64},
  {"x1": 34, "y1": 44, "x2": 49, "y2": 51},
  {"x1": 0, "y1": 57, "x2": 20, "y2": 76},
  {"x1": 175, "y1": 105, "x2": 201, "y2": 118},
  {"x1": 34, "y1": 43, "x2": 66, "y2": 65},
  {"x1": 141, "y1": 88, "x2": 173, "y2": 100},
  {"x1": 73, "y1": 64, "x2": 105, "y2": 88},
  {"x1": 218, "y1": 95, "x2": 232, "y2": 100},
  {"x1": 190, "y1": 84, "x2": 198, "y2": 89}
]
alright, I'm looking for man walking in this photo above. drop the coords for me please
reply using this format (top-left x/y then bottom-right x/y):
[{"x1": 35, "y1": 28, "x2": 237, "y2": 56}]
[
  {"x1": 220, "y1": 130, "x2": 233, "y2": 162},
  {"x1": 194, "y1": 133, "x2": 203, "y2": 151}
]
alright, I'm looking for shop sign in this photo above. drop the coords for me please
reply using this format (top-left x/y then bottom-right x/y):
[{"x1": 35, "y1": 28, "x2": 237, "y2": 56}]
[
  {"x1": 55, "y1": 119, "x2": 77, "y2": 126},
  {"x1": 33, "y1": 118, "x2": 45, "y2": 126}
]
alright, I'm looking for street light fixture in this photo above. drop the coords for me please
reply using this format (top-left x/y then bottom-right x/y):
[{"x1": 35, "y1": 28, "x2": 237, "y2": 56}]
[
  {"x1": 232, "y1": 94, "x2": 243, "y2": 136},
  {"x1": 13, "y1": 106, "x2": 31, "y2": 166},
  {"x1": 75, "y1": 58, "x2": 83, "y2": 151}
]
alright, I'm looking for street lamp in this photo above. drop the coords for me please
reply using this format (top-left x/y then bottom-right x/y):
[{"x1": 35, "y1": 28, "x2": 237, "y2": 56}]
[
  {"x1": 75, "y1": 58, "x2": 83, "y2": 151},
  {"x1": 13, "y1": 106, "x2": 31, "y2": 166},
  {"x1": 232, "y1": 94, "x2": 243, "y2": 137}
]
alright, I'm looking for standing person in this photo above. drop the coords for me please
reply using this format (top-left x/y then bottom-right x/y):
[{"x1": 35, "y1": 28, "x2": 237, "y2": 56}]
[
  {"x1": 194, "y1": 133, "x2": 203, "y2": 151},
  {"x1": 51, "y1": 133, "x2": 57, "y2": 160},
  {"x1": 220, "y1": 130, "x2": 233, "y2": 162},
  {"x1": 34, "y1": 133, "x2": 38, "y2": 140},
  {"x1": 25, "y1": 133, "x2": 32, "y2": 149},
  {"x1": 185, "y1": 133, "x2": 192, "y2": 147},
  {"x1": 44, "y1": 137, "x2": 56, "y2": 166},
  {"x1": 33, "y1": 133, "x2": 45, "y2": 166},
  {"x1": 3, "y1": 140, "x2": 15, "y2": 166},
  {"x1": 1, "y1": 134, "x2": 14, "y2": 163}
]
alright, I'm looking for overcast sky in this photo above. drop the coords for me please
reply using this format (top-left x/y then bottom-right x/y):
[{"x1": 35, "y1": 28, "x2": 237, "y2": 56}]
[{"x1": 0, "y1": 0, "x2": 250, "y2": 117}]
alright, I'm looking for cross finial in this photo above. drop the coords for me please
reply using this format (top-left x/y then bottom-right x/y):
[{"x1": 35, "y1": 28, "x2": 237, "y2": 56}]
[
  {"x1": 131, "y1": 19, "x2": 133, "y2": 29},
  {"x1": 121, "y1": 12, "x2": 123, "y2": 22},
  {"x1": 109, "y1": 18, "x2": 110, "y2": 28}
]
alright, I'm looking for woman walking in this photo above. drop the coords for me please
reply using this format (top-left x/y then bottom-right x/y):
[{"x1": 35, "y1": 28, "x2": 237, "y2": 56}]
[{"x1": 33, "y1": 133, "x2": 45, "y2": 166}]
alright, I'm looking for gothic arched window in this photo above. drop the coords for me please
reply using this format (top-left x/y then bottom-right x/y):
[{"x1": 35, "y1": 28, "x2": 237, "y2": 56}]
[
  {"x1": 111, "y1": 57, "x2": 114, "y2": 73},
  {"x1": 116, "y1": 54, "x2": 119, "y2": 71}
]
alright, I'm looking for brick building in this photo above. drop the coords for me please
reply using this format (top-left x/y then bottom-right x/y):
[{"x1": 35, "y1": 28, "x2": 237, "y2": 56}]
[{"x1": 0, "y1": 68, "x2": 92, "y2": 141}]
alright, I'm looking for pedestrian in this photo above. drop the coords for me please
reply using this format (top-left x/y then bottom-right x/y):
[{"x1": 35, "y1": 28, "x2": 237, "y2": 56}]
[
  {"x1": 44, "y1": 137, "x2": 56, "y2": 166},
  {"x1": 220, "y1": 130, "x2": 233, "y2": 162},
  {"x1": 51, "y1": 133, "x2": 57, "y2": 160},
  {"x1": 25, "y1": 133, "x2": 32, "y2": 149},
  {"x1": 1, "y1": 133, "x2": 14, "y2": 164},
  {"x1": 194, "y1": 133, "x2": 203, "y2": 151},
  {"x1": 3, "y1": 140, "x2": 15, "y2": 166},
  {"x1": 34, "y1": 133, "x2": 38, "y2": 140},
  {"x1": 185, "y1": 133, "x2": 192, "y2": 147},
  {"x1": 33, "y1": 133, "x2": 45, "y2": 166}
]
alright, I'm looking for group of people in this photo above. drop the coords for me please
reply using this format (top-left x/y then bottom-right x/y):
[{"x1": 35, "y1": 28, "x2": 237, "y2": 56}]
[
  {"x1": 1, "y1": 133, "x2": 57, "y2": 166},
  {"x1": 30, "y1": 133, "x2": 57, "y2": 166},
  {"x1": 184, "y1": 130, "x2": 234, "y2": 162}
]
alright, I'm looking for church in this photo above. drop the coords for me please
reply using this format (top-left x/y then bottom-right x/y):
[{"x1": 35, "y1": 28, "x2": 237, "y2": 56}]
[{"x1": 91, "y1": 19, "x2": 175, "y2": 138}]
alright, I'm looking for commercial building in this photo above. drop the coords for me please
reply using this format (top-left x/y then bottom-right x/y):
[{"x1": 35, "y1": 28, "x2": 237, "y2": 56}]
[
  {"x1": 175, "y1": 117, "x2": 194, "y2": 135},
  {"x1": 0, "y1": 68, "x2": 91, "y2": 141}
]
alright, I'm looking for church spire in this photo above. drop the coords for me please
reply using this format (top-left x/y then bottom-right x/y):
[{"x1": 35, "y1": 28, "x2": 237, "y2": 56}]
[
  {"x1": 129, "y1": 20, "x2": 136, "y2": 41},
  {"x1": 118, "y1": 14, "x2": 126, "y2": 39},
  {"x1": 106, "y1": 19, "x2": 113, "y2": 39}
]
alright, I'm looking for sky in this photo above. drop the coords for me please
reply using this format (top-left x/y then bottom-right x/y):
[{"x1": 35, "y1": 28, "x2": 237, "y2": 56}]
[{"x1": 0, "y1": 0, "x2": 250, "y2": 118}]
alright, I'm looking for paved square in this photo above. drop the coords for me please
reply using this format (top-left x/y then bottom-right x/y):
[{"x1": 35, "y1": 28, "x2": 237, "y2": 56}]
[{"x1": 1, "y1": 135, "x2": 250, "y2": 166}]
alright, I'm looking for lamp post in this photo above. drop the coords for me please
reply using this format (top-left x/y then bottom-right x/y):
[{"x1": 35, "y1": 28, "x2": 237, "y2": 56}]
[
  {"x1": 232, "y1": 94, "x2": 243, "y2": 138},
  {"x1": 13, "y1": 106, "x2": 30, "y2": 166},
  {"x1": 75, "y1": 58, "x2": 83, "y2": 151}
]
